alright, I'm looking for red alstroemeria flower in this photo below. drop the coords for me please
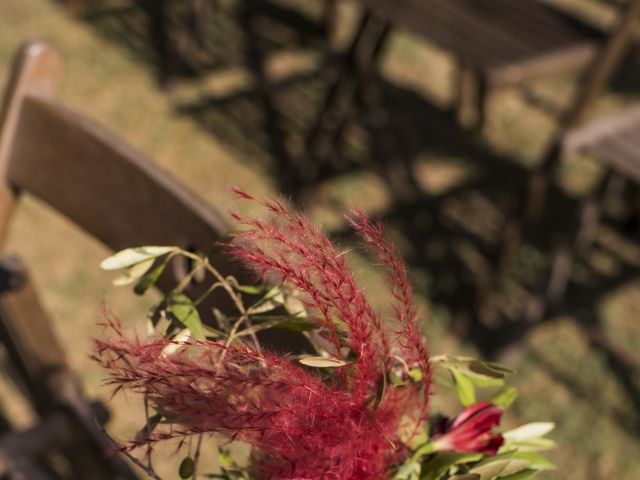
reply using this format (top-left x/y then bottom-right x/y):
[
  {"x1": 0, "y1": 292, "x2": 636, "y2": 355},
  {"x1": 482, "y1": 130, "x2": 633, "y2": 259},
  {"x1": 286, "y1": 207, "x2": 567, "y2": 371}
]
[{"x1": 432, "y1": 402, "x2": 504, "y2": 454}]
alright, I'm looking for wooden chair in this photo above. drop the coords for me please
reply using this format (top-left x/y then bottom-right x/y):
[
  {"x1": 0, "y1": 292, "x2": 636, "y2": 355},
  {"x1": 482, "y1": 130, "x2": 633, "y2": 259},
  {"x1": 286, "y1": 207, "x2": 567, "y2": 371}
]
[
  {"x1": 359, "y1": 0, "x2": 618, "y2": 128},
  {"x1": 306, "y1": 0, "x2": 640, "y2": 164},
  {"x1": 0, "y1": 40, "x2": 261, "y2": 478},
  {"x1": 486, "y1": 104, "x2": 640, "y2": 368},
  {"x1": 542, "y1": 105, "x2": 640, "y2": 307}
]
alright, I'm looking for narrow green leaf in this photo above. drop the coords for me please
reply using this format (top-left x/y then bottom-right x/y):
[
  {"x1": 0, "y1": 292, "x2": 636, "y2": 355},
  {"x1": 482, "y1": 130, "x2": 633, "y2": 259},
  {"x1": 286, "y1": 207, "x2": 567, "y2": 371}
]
[
  {"x1": 299, "y1": 356, "x2": 349, "y2": 368},
  {"x1": 218, "y1": 448, "x2": 235, "y2": 469},
  {"x1": 498, "y1": 459, "x2": 531, "y2": 477},
  {"x1": 409, "y1": 442, "x2": 434, "y2": 461},
  {"x1": 100, "y1": 246, "x2": 173, "y2": 270},
  {"x1": 468, "y1": 360, "x2": 509, "y2": 379},
  {"x1": 167, "y1": 292, "x2": 204, "y2": 340},
  {"x1": 497, "y1": 469, "x2": 537, "y2": 480},
  {"x1": 235, "y1": 284, "x2": 270, "y2": 295},
  {"x1": 112, "y1": 258, "x2": 155, "y2": 286},
  {"x1": 282, "y1": 293, "x2": 307, "y2": 318},
  {"x1": 431, "y1": 355, "x2": 513, "y2": 387},
  {"x1": 409, "y1": 368, "x2": 424, "y2": 383},
  {"x1": 449, "y1": 475, "x2": 480, "y2": 480},
  {"x1": 389, "y1": 371, "x2": 406, "y2": 386},
  {"x1": 466, "y1": 374, "x2": 505, "y2": 388},
  {"x1": 503, "y1": 437, "x2": 556, "y2": 452},
  {"x1": 134, "y1": 414, "x2": 163, "y2": 442},
  {"x1": 252, "y1": 315, "x2": 317, "y2": 332},
  {"x1": 161, "y1": 329, "x2": 192, "y2": 356},
  {"x1": 510, "y1": 452, "x2": 555, "y2": 471},
  {"x1": 179, "y1": 456, "x2": 195, "y2": 479},
  {"x1": 372, "y1": 374, "x2": 387, "y2": 410},
  {"x1": 503, "y1": 423, "x2": 555, "y2": 441},
  {"x1": 392, "y1": 460, "x2": 421, "y2": 480},
  {"x1": 451, "y1": 368, "x2": 476, "y2": 406},
  {"x1": 483, "y1": 361, "x2": 515, "y2": 374},
  {"x1": 421, "y1": 452, "x2": 484, "y2": 480},
  {"x1": 490, "y1": 387, "x2": 518, "y2": 409},
  {"x1": 469, "y1": 459, "x2": 512, "y2": 480},
  {"x1": 133, "y1": 261, "x2": 167, "y2": 295}
]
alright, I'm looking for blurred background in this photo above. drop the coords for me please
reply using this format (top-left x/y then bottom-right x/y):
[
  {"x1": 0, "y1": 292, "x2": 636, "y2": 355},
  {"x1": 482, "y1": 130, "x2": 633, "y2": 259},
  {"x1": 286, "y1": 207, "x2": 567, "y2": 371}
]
[{"x1": 1, "y1": 0, "x2": 640, "y2": 478}]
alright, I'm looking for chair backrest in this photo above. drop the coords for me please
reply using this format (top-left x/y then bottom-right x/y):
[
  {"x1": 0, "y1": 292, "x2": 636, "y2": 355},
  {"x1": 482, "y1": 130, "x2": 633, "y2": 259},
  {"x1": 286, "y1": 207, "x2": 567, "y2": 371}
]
[
  {"x1": 0, "y1": 40, "x2": 278, "y2": 479},
  {"x1": 0, "y1": 41, "x2": 247, "y2": 297}
]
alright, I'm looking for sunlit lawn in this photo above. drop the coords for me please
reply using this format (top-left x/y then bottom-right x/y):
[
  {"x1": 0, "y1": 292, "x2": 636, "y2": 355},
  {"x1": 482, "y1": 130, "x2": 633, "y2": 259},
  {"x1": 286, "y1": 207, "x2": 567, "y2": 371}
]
[{"x1": 0, "y1": 0, "x2": 639, "y2": 478}]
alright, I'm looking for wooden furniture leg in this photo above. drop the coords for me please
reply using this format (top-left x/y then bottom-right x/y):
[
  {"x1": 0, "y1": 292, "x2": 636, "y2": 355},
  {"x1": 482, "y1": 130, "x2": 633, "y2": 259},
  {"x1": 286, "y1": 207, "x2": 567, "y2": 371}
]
[
  {"x1": 496, "y1": 0, "x2": 640, "y2": 268},
  {"x1": 306, "y1": 10, "x2": 391, "y2": 168},
  {"x1": 0, "y1": 256, "x2": 138, "y2": 479},
  {"x1": 455, "y1": 65, "x2": 487, "y2": 130},
  {"x1": 138, "y1": 0, "x2": 173, "y2": 86}
]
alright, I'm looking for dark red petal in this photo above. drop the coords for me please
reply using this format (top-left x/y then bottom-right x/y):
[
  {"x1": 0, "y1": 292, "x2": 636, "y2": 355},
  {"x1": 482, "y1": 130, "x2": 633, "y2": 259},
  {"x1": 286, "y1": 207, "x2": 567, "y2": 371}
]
[{"x1": 451, "y1": 402, "x2": 500, "y2": 429}]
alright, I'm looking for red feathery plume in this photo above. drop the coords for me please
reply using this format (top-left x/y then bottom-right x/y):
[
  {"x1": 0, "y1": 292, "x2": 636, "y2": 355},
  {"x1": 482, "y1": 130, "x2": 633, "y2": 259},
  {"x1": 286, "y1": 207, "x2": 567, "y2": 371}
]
[{"x1": 94, "y1": 190, "x2": 432, "y2": 479}]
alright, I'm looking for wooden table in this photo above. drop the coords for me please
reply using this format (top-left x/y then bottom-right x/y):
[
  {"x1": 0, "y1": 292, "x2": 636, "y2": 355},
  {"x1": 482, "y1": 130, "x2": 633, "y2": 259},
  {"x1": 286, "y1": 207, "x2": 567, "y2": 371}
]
[{"x1": 308, "y1": 0, "x2": 606, "y2": 160}]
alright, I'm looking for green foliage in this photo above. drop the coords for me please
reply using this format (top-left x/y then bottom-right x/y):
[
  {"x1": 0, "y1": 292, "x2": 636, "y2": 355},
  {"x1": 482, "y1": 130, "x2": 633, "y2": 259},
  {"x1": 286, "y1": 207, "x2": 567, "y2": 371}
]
[
  {"x1": 178, "y1": 456, "x2": 195, "y2": 479},
  {"x1": 100, "y1": 246, "x2": 556, "y2": 480},
  {"x1": 451, "y1": 368, "x2": 476, "y2": 407},
  {"x1": 298, "y1": 356, "x2": 350, "y2": 368},
  {"x1": 166, "y1": 292, "x2": 205, "y2": 340}
]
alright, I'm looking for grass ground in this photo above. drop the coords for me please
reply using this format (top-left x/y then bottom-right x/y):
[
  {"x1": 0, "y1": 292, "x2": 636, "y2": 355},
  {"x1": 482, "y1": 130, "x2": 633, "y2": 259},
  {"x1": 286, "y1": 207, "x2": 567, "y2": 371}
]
[{"x1": 0, "y1": 0, "x2": 639, "y2": 478}]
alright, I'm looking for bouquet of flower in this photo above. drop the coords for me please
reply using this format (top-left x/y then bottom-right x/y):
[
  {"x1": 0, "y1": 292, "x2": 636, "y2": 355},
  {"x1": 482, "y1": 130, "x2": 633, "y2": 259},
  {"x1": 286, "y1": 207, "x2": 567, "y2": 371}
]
[{"x1": 94, "y1": 189, "x2": 555, "y2": 480}]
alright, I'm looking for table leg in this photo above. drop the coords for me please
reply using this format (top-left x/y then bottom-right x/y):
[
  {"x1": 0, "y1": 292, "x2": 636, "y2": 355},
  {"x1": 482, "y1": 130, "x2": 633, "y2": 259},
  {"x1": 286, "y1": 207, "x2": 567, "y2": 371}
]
[{"x1": 455, "y1": 65, "x2": 487, "y2": 130}]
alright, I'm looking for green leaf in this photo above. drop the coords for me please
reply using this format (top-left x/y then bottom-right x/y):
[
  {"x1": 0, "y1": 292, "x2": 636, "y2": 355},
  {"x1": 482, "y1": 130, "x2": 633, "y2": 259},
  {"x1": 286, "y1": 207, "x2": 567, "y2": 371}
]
[
  {"x1": 235, "y1": 284, "x2": 270, "y2": 295},
  {"x1": 510, "y1": 452, "x2": 555, "y2": 471},
  {"x1": 409, "y1": 368, "x2": 424, "y2": 383},
  {"x1": 482, "y1": 361, "x2": 515, "y2": 374},
  {"x1": 133, "y1": 260, "x2": 167, "y2": 295},
  {"x1": 167, "y1": 292, "x2": 204, "y2": 340},
  {"x1": 252, "y1": 315, "x2": 317, "y2": 333},
  {"x1": 283, "y1": 294, "x2": 307, "y2": 318},
  {"x1": 161, "y1": 329, "x2": 193, "y2": 356},
  {"x1": 218, "y1": 448, "x2": 235, "y2": 469},
  {"x1": 503, "y1": 438, "x2": 556, "y2": 452},
  {"x1": 179, "y1": 456, "x2": 195, "y2": 479},
  {"x1": 432, "y1": 356, "x2": 513, "y2": 380},
  {"x1": 449, "y1": 475, "x2": 480, "y2": 480},
  {"x1": 298, "y1": 356, "x2": 349, "y2": 368},
  {"x1": 497, "y1": 469, "x2": 537, "y2": 480},
  {"x1": 466, "y1": 374, "x2": 504, "y2": 389},
  {"x1": 100, "y1": 246, "x2": 173, "y2": 270},
  {"x1": 469, "y1": 458, "x2": 528, "y2": 480},
  {"x1": 421, "y1": 452, "x2": 484, "y2": 480},
  {"x1": 393, "y1": 459, "x2": 421, "y2": 479},
  {"x1": 503, "y1": 423, "x2": 555, "y2": 441},
  {"x1": 409, "y1": 442, "x2": 434, "y2": 461},
  {"x1": 112, "y1": 258, "x2": 155, "y2": 286},
  {"x1": 134, "y1": 413, "x2": 163, "y2": 442},
  {"x1": 408, "y1": 428, "x2": 429, "y2": 450},
  {"x1": 490, "y1": 387, "x2": 518, "y2": 409},
  {"x1": 389, "y1": 371, "x2": 406, "y2": 386},
  {"x1": 451, "y1": 368, "x2": 476, "y2": 406},
  {"x1": 372, "y1": 374, "x2": 387, "y2": 410}
]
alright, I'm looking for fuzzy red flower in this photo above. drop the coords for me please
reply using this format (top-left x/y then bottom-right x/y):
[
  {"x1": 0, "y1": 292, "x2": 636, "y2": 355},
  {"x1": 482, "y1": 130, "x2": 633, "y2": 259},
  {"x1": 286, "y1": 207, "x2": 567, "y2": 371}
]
[
  {"x1": 94, "y1": 190, "x2": 433, "y2": 480},
  {"x1": 431, "y1": 402, "x2": 504, "y2": 455}
]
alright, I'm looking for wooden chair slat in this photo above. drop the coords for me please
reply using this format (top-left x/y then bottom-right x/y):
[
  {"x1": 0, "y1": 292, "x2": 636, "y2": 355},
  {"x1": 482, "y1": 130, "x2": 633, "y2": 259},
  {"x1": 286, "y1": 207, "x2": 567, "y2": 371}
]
[
  {"x1": 8, "y1": 94, "x2": 229, "y2": 252},
  {"x1": 361, "y1": 0, "x2": 602, "y2": 72},
  {"x1": 361, "y1": 0, "x2": 499, "y2": 66},
  {"x1": 0, "y1": 256, "x2": 69, "y2": 415},
  {"x1": 6, "y1": 93, "x2": 253, "y2": 315},
  {"x1": 0, "y1": 39, "x2": 282, "y2": 479},
  {"x1": 589, "y1": 139, "x2": 640, "y2": 183}
]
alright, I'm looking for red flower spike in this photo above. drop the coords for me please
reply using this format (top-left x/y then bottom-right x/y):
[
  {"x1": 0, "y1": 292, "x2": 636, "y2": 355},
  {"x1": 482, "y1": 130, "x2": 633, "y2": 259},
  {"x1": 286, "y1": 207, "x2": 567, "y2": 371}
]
[
  {"x1": 95, "y1": 196, "x2": 434, "y2": 480},
  {"x1": 431, "y1": 402, "x2": 504, "y2": 455}
]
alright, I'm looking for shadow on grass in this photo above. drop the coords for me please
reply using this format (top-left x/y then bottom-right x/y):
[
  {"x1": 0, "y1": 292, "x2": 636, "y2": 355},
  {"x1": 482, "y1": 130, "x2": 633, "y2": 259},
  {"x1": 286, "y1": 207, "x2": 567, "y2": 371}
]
[{"x1": 52, "y1": 0, "x2": 640, "y2": 448}]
